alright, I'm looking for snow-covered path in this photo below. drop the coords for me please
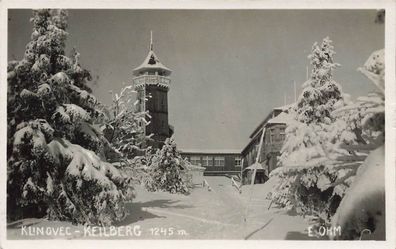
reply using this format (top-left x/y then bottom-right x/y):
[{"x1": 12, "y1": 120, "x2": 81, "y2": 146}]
[{"x1": 7, "y1": 176, "x2": 314, "y2": 240}]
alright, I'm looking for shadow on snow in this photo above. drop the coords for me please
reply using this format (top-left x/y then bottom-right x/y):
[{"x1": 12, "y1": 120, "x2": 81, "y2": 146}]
[{"x1": 116, "y1": 199, "x2": 194, "y2": 226}]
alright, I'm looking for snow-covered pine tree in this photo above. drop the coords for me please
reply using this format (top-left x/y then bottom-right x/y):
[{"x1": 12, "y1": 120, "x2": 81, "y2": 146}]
[
  {"x1": 102, "y1": 84, "x2": 149, "y2": 162},
  {"x1": 279, "y1": 37, "x2": 350, "y2": 166},
  {"x1": 7, "y1": 9, "x2": 133, "y2": 225},
  {"x1": 270, "y1": 37, "x2": 357, "y2": 226},
  {"x1": 144, "y1": 137, "x2": 190, "y2": 194}
]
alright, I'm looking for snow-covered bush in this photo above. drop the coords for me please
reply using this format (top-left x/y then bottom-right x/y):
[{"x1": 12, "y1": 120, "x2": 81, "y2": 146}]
[
  {"x1": 330, "y1": 49, "x2": 385, "y2": 240},
  {"x1": 144, "y1": 137, "x2": 190, "y2": 194},
  {"x1": 270, "y1": 37, "x2": 356, "y2": 225},
  {"x1": 102, "y1": 85, "x2": 149, "y2": 162},
  {"x1": 7, "y1": 9, "x2": 133, "y2": 225}
]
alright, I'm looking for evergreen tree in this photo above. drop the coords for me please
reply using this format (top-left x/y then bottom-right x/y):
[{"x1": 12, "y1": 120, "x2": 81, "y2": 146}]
[
  {"x1": 7, "y1": 9, "x2": 133, "y2": 225},
  {"x1": 270, "y1": 37, "x2": 356, "y2": 226},
  {"x1": 279, "y1": 37, "x2": 352, "y2": 166},
  {"x1": 144, "y1": 137, "x2": 190, "y2": 194}
]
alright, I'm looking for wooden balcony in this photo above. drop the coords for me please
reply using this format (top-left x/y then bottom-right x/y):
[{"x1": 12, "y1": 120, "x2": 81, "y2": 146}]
[{"x1": 133, "y1": 75, "x2": 171, "y2": 89}]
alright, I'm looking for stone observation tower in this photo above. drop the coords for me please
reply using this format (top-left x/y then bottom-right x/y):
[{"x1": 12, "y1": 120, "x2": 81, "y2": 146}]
[{"x1": 133, "y1": 32, "x2": 173, "y2": 149}]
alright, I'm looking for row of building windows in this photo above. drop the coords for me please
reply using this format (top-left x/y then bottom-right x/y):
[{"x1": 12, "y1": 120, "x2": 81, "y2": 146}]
[{"x1": 187, "y1": 156, "x2": 241, "y2": 167}]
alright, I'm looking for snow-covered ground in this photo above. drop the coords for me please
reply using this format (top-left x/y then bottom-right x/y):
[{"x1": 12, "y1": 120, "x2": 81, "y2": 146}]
[{"x1": 7, "y1": 176, "x2": 316, "y2": 240}]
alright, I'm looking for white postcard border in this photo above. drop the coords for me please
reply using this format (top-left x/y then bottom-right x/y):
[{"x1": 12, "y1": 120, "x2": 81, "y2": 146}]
[{"x1": 0, "y1": 1, "x2": 395, "y2": 249}]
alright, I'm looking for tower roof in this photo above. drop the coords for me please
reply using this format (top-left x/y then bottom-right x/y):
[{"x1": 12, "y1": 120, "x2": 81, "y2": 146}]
[
  {"x1": 133, "y1": 32, "x2": 172, "y2": 76},
  {"x1": 133, "y1": 50, "x2": 172, "y2": 76}
]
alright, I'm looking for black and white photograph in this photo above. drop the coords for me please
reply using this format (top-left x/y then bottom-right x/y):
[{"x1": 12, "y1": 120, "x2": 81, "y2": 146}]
[{"x1": 1, "y1": 0, "x2": 395, "y2": 247}]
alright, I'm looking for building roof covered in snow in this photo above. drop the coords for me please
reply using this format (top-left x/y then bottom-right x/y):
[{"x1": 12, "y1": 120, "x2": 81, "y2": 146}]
[
  {"x1": 133, "y1": 33, "x2": 172, "y2": 76},
  {"x1": 133, "y1": 50, "x2": 172, "y2": 76},
  {"x1": 249, "y1": 112, "x2": 274, "y2": 140},
  {"x1": 180, "y1": 149, "x2": 241, "y2": 155},
  {"x1": 266, "y1": 111, "x2": 293, "y2": 125},
  {"x1": 273, "y1": 103, "x2": 295, "y2": 111},
  {"x1": 248, "y1": 104, "x2": 294, "y2": 139},
  {"x1": 242, "y1": 106, "x2": 292, "y2": 156}
]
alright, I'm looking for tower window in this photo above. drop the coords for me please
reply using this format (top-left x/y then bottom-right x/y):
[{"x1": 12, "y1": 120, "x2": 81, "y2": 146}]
[{"x1": 148, "y1": 55, "x2": 156, "y2": 65}]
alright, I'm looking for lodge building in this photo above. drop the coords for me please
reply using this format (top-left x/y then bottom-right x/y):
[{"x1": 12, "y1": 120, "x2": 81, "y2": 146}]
[
  {"x1": 180, "y1": 106, "x2": 291, "y2": 177},
  {"x1": 180, "y1": 150, "x2": 242, "y2": 176},
  {"x1": 241, "y1": 105, "x2": 291, "y2": 176}
]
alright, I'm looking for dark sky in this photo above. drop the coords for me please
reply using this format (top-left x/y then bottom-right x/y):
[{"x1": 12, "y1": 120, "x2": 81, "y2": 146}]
[{"x1": 8, "y1": 9, "x2": 384, "y2": 151}]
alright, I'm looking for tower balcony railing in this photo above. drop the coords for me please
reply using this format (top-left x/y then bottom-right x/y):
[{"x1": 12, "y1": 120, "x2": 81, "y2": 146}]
[{"x1": 133, "y1": 75, "x2": 171, "y2": 88}]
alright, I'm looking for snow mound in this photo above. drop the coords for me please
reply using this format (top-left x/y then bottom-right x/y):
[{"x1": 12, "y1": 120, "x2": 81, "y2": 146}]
[
  {"x1": 331, "y1": 145, "x2": 385, "y2": 240},
  {"x1": 240, "y1": 176, "x2": 280, "y2": 205}
]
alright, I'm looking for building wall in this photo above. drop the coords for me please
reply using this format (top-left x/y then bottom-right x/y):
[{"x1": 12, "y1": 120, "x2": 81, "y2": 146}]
[
  {"x1": 241, "y1": 134, "x2": 263, "y2": 169},
  {"x1": 181, "y1": 152, "x2": 242, "y2": 176},
  {"x1": 264, "y1": 123, "x2": 286, "y2": 173},
  {"x1": 141, "y1": 84, "x2": 170, "y2": 148},
  {"x1": 241, "y1": 122, "x2": 287, "y2": 175}
]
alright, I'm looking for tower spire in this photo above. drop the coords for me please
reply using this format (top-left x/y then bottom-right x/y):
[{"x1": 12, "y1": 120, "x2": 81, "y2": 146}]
[{"x1": 150, "y1": 30, "x2": 153, "y2": 51}]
